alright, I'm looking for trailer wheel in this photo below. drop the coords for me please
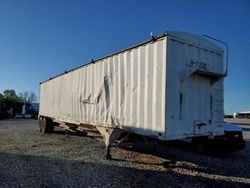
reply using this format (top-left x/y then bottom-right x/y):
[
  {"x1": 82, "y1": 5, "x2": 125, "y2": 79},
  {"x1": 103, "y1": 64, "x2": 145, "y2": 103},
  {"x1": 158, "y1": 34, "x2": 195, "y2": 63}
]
[
  {"x1": 38, "y1": 117, "x2": 43, "y2": 132},
  {"x1": 192, "y1": 137, "x2": 208, "y2": 154},
  {"x1": 47, "y1": 118, "x2": 55, "y2": 133},
  {"x1": 194, "y1": 142, "x2": 206, "y2": 153},
  {"x1": 41, "y1": 117, "x2": 54, "y2": 133}
]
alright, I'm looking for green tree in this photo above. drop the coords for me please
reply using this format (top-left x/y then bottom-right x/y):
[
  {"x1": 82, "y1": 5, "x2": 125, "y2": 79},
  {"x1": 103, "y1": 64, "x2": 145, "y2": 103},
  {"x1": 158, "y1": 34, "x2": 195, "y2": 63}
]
[
  {"x1": 0, "y1": 94, "x2": 3, "y2": 107},
  {"x1": 0, "y1": 90, "x2": 21, "y2": 119},
  {"x1": 3, "y1": 90, "x2": 19, "y2": 102},
  {"x1": 0, "y1": 93, "x2": 3, "y2": 101},
  {"x1": 0, "y1": 93, "x2": 4, "y2": 119}
]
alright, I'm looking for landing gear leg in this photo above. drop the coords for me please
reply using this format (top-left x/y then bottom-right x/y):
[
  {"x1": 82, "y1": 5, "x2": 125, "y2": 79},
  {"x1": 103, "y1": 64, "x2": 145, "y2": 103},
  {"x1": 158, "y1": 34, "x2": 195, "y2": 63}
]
[
  {"x1": 96, "y1": 127, "x2": 124, "y2": 160},
  {"x1": 106, "y1": 146, "x2": 112, "y2": 160}
]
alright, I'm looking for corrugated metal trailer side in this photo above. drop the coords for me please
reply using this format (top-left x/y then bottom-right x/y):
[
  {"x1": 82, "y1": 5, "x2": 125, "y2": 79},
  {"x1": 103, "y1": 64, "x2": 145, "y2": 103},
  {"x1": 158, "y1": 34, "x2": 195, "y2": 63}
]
[
  {"x1": 39, "y1": 31, "x2": 227, "y2": 158},
  {"x1": 40, "y1": 36, "x2": 167, "y2": 139}
]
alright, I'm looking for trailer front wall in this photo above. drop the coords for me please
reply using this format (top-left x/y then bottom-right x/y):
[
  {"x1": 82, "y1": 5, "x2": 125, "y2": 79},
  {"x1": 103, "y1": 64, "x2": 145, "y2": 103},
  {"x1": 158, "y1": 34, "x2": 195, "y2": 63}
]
[
  {"x1": 165, "y1": 34, "x2": 224, "y2": 139},
  {"x1": 40, "y1": 37, "x2": 167, "y2": 138}
]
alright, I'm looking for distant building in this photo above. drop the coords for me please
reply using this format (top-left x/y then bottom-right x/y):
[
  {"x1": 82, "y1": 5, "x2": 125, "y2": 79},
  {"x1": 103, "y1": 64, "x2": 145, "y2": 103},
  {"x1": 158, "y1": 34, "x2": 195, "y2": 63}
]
[
  {"x1": 224, "y1": 114, "x2": 234, "y2": 118},
  {"x1": 234, "y1": 111, "x2": 250, "y2": 119},
  {"x1": 30, "y1": 103, "x2": 39, "y2": 112},
  {"x1": 30, "y1": 103, "x2": 39, "y2": 119},
  {"x1": 14, "y1": 102, "x2": 39, "y2": 119}
]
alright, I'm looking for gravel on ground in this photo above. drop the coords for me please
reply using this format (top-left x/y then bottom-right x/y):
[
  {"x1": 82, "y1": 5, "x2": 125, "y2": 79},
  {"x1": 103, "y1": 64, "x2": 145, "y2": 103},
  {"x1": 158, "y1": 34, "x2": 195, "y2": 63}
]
[{"x1": 0, "y1": 119, "x2": 249, "y2": 188}]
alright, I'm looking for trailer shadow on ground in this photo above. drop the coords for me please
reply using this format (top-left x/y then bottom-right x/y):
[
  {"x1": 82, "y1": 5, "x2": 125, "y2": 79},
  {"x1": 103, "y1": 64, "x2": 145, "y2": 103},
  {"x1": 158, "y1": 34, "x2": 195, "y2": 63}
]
[
  {"x1": 115, "y1": 139, "x2": 250, "y2": 181},
  {"x1": 0, "y1": 151, "x2": 249, "y2": 188},
  {"x1": 242, "y1": 127, "x2": 250, "y2": 132},
  {"x1": 52, "y1": 123, "x2": 250, "y2": 181}
]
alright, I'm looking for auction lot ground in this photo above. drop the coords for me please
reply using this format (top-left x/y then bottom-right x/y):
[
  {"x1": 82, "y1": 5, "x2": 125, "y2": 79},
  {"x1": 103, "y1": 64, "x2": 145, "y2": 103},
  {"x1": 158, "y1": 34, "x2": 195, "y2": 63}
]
[{"x1": 0, "y1": 119, "x2": 249, "y2": 188}]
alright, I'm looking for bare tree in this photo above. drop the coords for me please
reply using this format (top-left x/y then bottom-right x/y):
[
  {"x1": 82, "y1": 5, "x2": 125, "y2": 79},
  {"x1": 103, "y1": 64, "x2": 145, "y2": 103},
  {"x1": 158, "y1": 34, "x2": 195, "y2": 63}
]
[
  {"x1": 19, "y1": 91, "x2": 29, "y2": 102},
  {"x1": 28, "y1": 92, "x2": 37, "y2": 103},
  {"x1": 19, "y1": 91, "x2": 37, "y2": 103}
]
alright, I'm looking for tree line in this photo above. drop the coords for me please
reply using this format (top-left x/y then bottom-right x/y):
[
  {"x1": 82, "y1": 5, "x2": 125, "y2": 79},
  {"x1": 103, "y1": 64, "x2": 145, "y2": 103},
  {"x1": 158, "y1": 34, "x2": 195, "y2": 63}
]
[{"x1": 0, "y1": 90, "x2": 37, "y2": 119}]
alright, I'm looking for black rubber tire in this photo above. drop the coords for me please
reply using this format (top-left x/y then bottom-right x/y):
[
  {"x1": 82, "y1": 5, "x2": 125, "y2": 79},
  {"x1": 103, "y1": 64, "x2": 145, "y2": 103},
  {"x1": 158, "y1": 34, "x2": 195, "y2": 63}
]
[
  {"x1": 47, "y1": 118, "x2": 54, "y2": 133},
  {"x1": 194, "y1": 141, "x2": 207, "y2": 153},
  {"x1": 38, "y1": 116, "x2": 43, "y2": 132},
  {"x1": 41, "y1": 117, "x2": 54, "y2": 133},
  {"x1": 42, "y1": 117, "x2": 47, "y2": 133},
  {"x1": 192, "y1": 137, "x2": 208, "y2": 154}
]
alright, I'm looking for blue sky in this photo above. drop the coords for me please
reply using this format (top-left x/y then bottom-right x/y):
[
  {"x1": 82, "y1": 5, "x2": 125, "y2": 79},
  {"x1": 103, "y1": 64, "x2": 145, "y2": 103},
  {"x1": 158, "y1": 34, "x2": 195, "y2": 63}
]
[{"x1": 0, "y1": 0, "x2": 249, "y2": 114}]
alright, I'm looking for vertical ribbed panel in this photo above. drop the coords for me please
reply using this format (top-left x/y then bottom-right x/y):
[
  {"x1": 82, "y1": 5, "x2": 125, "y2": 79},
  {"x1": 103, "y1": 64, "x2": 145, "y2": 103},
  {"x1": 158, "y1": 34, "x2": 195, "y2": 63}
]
[
  {"x1": 137, "y1": 47, "x2": 143, "y2": 130},
  {"x1": 40, "y1": 37, "x2": 167, "y2": 138},
  {"x1": 124, "y1": 51, "x2": 129, "y2": 125},
  {"x1": 143, "y1": 45, "x2": 149, "y2": 131},
  {"x1": 119, "y1": 53, "x2": 125, "y2": 122},
  {"x1": 129, "y1": 50, "x2": 134, "y2": 126}
]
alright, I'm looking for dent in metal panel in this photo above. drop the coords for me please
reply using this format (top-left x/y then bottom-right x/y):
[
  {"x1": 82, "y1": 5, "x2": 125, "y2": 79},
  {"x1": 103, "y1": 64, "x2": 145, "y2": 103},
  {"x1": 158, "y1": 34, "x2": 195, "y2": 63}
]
[
  {"x1": 91, "y1": 64, "x2": 95, "y2": 123},
  {"x1": 88, "y1": 65, "x2": 93, "y2": 123},
  {"x1": 95, "y1": 62, "x2": 100, "y2": 124},
  {"x1": 40, "y1": 37, "x2": 167, "y2": 138},
  {"x1": 105, "y1": 58, "x2": 112, "y2": 125},
  {"x1": 104, "y1": 59, "x2": 111, "y2": 125},
  {"x1": 82, "y1": 66, "x2": 88, "y2": 122},
  {"x1": 79, "y1": 68, "x2": 83, "y2": 123},
  {"x1": 100, "y1": 60, "x2": 107, "y2": 122},
  {"x1": 98, "y1": 61, "x2": 103, "y2": 124}
]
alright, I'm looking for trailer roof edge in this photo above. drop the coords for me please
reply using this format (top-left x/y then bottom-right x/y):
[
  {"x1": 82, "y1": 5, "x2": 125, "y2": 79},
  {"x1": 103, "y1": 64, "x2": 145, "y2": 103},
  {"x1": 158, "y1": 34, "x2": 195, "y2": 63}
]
[
  {"x1": 40, "y1": 33, "x2": 168, "y2": 85},
  {"x1": 40, "y1": 31, "x2": 223, "y2": 85}
]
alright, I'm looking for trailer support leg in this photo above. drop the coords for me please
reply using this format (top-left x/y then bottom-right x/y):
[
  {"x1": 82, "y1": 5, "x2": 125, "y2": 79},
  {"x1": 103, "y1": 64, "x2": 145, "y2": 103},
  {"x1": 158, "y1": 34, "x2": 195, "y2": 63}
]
[
  {"x1": 106, "y1": 146, "x2": 112, "y2": 160},
  {"x1": 96, "y1": 127, "x2": 124, "y2": 160}
]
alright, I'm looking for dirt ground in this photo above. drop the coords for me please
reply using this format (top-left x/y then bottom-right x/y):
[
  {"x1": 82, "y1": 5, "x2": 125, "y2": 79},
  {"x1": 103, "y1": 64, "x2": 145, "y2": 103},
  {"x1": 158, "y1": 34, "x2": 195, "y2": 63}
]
[{"x1": 0, "y1": 119, "x2": 249, "y2": 188}]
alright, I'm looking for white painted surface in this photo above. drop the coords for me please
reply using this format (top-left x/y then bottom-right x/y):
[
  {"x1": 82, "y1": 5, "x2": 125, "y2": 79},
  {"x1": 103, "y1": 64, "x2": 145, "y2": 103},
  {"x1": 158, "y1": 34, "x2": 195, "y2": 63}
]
[
  {"x1": 165, "y1": 32, "x2": 225, "y2": 139},
  {"x1": 40, "y1": 31, "x2": 225, "y2": 140}
]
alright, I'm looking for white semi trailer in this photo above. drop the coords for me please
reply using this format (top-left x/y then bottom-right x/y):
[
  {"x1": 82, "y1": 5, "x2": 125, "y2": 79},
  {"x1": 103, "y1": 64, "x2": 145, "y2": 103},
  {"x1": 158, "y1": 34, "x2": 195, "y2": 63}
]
[{"x1": 39, "y1": 31, "x2": 229, "y2": 158}]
